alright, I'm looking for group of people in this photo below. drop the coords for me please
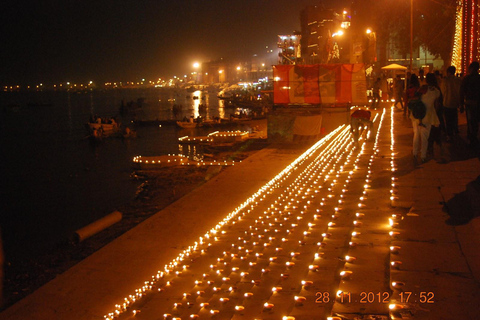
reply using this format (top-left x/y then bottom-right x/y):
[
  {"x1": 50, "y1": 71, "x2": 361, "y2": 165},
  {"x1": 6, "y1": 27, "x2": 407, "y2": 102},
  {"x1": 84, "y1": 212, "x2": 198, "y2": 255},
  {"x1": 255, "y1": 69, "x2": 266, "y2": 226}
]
[
  {"x1": 406, "y1": 62, "x2": 480, "y2": 162},
  {"x1": 89, "y1": 114, "x2": 118, "y2": 126},
  {"x1": 371, "y1": 74, "x2": 405, "y2": 109},
  {"x1": 359, "y1": 61, "x2": 480, "y2": 163}
]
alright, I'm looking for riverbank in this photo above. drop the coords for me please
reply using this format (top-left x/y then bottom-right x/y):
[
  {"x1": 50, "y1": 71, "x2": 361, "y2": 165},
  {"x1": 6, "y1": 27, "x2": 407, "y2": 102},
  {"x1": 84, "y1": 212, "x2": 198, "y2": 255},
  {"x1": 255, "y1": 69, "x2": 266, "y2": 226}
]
[{"x1": 1, "y1": 132, "x2": 268, "y2": 311}]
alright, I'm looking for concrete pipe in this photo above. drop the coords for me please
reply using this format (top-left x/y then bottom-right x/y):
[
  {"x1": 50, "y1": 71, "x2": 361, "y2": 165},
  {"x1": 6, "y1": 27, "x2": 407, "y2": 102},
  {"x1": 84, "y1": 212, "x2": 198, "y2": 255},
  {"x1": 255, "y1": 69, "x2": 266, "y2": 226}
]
[{"x1": 74, "y1": 211, "x2": 122, "y2": 243}]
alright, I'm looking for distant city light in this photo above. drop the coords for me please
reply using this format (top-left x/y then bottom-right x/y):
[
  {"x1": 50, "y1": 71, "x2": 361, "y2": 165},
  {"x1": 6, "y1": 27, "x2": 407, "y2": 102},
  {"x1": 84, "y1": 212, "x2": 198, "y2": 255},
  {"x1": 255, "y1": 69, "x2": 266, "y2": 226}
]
[{"x1": 336, "y1": 30, "x2": 344, "y2": 37}]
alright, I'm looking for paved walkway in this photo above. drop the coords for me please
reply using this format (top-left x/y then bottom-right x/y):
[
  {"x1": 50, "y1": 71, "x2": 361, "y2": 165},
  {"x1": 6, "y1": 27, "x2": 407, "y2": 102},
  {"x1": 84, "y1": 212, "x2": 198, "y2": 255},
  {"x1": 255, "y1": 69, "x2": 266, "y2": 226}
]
[
  {"x1": 1, "y1": 107, "x2": 479, "y2": 320},
  {"x1": 386, "y1": 108, "x2": 480, "y2": 320}
]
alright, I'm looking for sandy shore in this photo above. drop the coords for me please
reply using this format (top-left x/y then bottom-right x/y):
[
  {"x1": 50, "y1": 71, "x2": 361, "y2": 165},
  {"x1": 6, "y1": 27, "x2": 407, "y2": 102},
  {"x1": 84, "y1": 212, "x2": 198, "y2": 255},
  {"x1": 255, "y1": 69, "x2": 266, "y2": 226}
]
[{"x1": 2, "y1": 121, "x2": 268, "y2": 311}]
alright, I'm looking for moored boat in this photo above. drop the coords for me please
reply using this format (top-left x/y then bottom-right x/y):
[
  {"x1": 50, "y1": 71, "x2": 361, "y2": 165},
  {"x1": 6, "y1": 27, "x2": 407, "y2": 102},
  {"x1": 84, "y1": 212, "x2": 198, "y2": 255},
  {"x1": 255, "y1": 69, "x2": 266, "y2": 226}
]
[
  {"x1": 86, "y1": 116, "x2": 120, "y2": 139},
  {"x1": 87, "y1": 122, "x2": 119, "y2": 133},
  {"x1": 176, "y1": 120, "x2": 202, "y2": 128}
]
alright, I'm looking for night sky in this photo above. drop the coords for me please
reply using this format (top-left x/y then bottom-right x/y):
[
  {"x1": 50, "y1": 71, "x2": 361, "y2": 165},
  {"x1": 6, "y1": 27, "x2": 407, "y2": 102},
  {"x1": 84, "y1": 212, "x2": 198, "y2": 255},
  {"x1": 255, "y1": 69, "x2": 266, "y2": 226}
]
[{"x1": 1, "y1": 0, "x2": 347, "y2": 85}]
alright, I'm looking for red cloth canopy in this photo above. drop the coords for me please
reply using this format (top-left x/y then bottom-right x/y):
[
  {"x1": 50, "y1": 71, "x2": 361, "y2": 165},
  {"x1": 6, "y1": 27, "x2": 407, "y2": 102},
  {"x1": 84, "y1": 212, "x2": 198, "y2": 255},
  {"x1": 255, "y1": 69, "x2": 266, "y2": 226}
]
[{"x1": 273, "y1": 64, "x2": 368, "y2": 106}]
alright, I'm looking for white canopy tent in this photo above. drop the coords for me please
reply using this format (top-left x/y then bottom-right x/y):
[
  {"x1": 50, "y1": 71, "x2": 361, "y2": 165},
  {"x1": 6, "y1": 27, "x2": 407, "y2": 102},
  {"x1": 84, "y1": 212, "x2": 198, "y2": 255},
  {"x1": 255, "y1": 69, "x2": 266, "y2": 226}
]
[
  {"x1": 382, "y1": 63, "x2": 408, "y2": 93},
  {"x1": 381, "y1": 63, "x2": 408, "y2": 71}
]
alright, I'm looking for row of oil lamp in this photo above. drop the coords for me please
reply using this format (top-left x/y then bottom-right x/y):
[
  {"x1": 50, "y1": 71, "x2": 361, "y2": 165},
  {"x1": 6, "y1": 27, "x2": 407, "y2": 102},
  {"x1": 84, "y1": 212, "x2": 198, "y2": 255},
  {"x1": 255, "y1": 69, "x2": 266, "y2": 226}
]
[
  {"x1": 109, "y1": 109, "x2": 394, "y2": 318},
  {"x1": 104, "y1": 126, "x2": 347, "y2": 319},
  {"x1": 212, "y1": 126, "x2": 363, "y2": 318},
  {"x1": 160, "y1": 125, "x2": 373, "y2": 318},
  {"x1": 107, "y1": 112, "x2": 393, "y2": 319},
  {"x1": 332, "y1": 109, "x2": 391, "y2": 317},
  {"x1": 132, "y1": 154, "x2": 238, "y2": 166},
  {"x1": 387, "y1": 107, "x2": 411, "y2": 316},
  {"x1": 177, "y1": 131, "x2": 354, "y2": 316},
  {"x1": 331, "y1": 107, "x2": 409, "y2": 319},
  {"x1": 186, "y1": 128, "x2": 359, "y2": 318},
  {"x1": 178, "y1": 131, "x2": 250, "y2": 143}
]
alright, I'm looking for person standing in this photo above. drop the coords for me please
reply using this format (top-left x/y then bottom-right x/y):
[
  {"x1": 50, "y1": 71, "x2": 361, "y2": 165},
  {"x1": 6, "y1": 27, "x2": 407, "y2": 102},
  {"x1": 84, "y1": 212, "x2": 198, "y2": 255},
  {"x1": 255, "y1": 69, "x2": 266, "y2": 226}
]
[
  {"x1": 371, "y1": 77, "x2": 381, "y2": 109},
  {"x1": 405, "y1": 74, "x2": 420, "y2": 116},
  {"x1": 418, "y1": 69, "x2": 427, "y2": 86},
  {"x1": 441, "y1": 66, "x2": 462, "y2": 141},
  {"x1": 380, "y1": 73, "x2": 390, "y2": 102},
  {"x1": 393, "y1": 75, "x2": 405, "y2": 110},
  {"x1": 460, "y1": 61, "x2": 480, "y2": 147},
  {"x1": 411, "y1": 73, "x2": 441, "y2": 162},
  {"x1": 427, "y1": 74, "x2": 444, "y2": 157}
]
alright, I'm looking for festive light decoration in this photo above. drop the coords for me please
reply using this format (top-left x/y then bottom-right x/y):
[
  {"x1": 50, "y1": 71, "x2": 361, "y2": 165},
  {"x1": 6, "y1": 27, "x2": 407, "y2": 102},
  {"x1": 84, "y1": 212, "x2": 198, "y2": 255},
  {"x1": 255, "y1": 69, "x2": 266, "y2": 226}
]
[
  {"x1": 132, "y1": 154, "x2": 238, "y2": 167},
  {"x1": 453, "y1": 0, "x2": 480, "y2": 74},
  {"x1": 103, "y1": 109, "x2": 396, "y2": 320},
  {"x1": 452, "y1": 1, "x2": 464, "y2": 73}
]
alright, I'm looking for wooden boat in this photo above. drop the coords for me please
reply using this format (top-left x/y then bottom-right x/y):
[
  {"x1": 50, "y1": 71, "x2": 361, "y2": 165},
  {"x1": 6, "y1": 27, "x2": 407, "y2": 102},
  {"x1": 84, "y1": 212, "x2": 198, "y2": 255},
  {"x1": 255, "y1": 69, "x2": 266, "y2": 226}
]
[
  {"x1": 86, "y1": 118, "x2": 120, "y2": 140},
  {"x1": 176, "y1": 120, "x2": 202, "y2": 128},
  {"x1": 87, "y1": 122, "x2": 119, "y2": 133}
]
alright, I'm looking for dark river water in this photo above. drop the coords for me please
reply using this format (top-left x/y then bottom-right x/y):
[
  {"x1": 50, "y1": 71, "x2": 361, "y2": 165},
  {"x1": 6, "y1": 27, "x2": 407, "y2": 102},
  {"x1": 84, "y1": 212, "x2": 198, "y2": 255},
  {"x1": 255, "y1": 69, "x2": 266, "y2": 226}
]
[{"x1": 0, "y1": 87, "x2": 246, "y2": 260}]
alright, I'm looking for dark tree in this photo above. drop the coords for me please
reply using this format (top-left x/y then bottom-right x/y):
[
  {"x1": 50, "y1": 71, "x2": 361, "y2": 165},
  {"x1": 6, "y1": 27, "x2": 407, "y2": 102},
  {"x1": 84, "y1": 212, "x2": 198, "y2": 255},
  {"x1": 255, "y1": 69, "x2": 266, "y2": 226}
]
[
  {"x1": 352, "y1": 0, "x2": 457, "y2": 66},
  {"x1": 416, "y1": 0, "x2": 457, "y2": 63}
]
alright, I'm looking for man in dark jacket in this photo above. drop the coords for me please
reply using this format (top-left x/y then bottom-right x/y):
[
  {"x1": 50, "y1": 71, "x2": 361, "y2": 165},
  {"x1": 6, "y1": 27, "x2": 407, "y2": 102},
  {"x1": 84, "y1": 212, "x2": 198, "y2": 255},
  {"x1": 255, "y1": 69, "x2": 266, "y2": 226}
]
[{"x1": 460, "y1": 61, "x2": 480, "y2": 146}]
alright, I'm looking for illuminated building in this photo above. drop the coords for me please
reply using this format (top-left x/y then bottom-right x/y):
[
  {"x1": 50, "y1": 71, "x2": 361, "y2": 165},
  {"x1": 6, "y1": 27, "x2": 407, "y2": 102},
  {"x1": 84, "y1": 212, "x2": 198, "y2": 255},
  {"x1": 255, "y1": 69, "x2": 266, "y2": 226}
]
[
  {"x1": 300, "y1": 6, "x2": 336, "y2": 64},
  {"x1": 277, "y1": 34, "x2": 302, "y2": 65},
  {"x1": 299, "y1": 6, "x2": 352, "y2": 64}
]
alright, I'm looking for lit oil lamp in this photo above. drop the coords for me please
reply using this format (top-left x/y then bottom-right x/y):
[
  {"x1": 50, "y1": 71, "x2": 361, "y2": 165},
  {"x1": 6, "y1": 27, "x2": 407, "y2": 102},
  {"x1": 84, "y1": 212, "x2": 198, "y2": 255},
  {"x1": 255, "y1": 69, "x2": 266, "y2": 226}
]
[
  {"x1": 345, "y1": 255, "x2": 356, "y2": 263},
  {"x1": 340, "y1": 270, "x2": 352, "y2": 279},
  {"x1": 263, "y1": 303, "x2": 274, "y2": 310},
  {"x1": 390, "y1": 246, "x2": 401, "y2": 254}
]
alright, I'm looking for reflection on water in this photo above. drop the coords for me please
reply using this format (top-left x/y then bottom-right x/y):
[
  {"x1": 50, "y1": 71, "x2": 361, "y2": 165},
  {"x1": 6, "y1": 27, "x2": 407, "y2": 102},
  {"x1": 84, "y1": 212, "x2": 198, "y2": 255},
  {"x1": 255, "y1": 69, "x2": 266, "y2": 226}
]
[
  {"x1": 178, "y1": 143, "x2": 204, "y2": 162},
  {"x1": 192, "y1": 90, "x2": 202, "y2": 119},
  {"x1": 0, "y1": 87, "x2": 247, "y2": 260}
]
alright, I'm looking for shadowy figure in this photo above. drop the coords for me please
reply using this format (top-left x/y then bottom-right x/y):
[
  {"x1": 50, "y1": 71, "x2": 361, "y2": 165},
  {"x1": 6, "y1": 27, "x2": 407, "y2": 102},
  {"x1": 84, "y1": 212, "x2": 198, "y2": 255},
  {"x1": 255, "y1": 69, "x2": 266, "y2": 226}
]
[
  {"x1": 393, "y1": 74, "x2": 405, "y2": 110},
  {"x1": 441, "y1": 66, "x2": 462, "y2": 142},
  {"x1": 371, "y1": 77, "x2": 381, "y2": 109},
  {"x1": 460, "y1": 61, "x2": 480, "y2": 147},
  {"x1": 443, "y1": 175, "x2": 480, "y2": 225}
]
